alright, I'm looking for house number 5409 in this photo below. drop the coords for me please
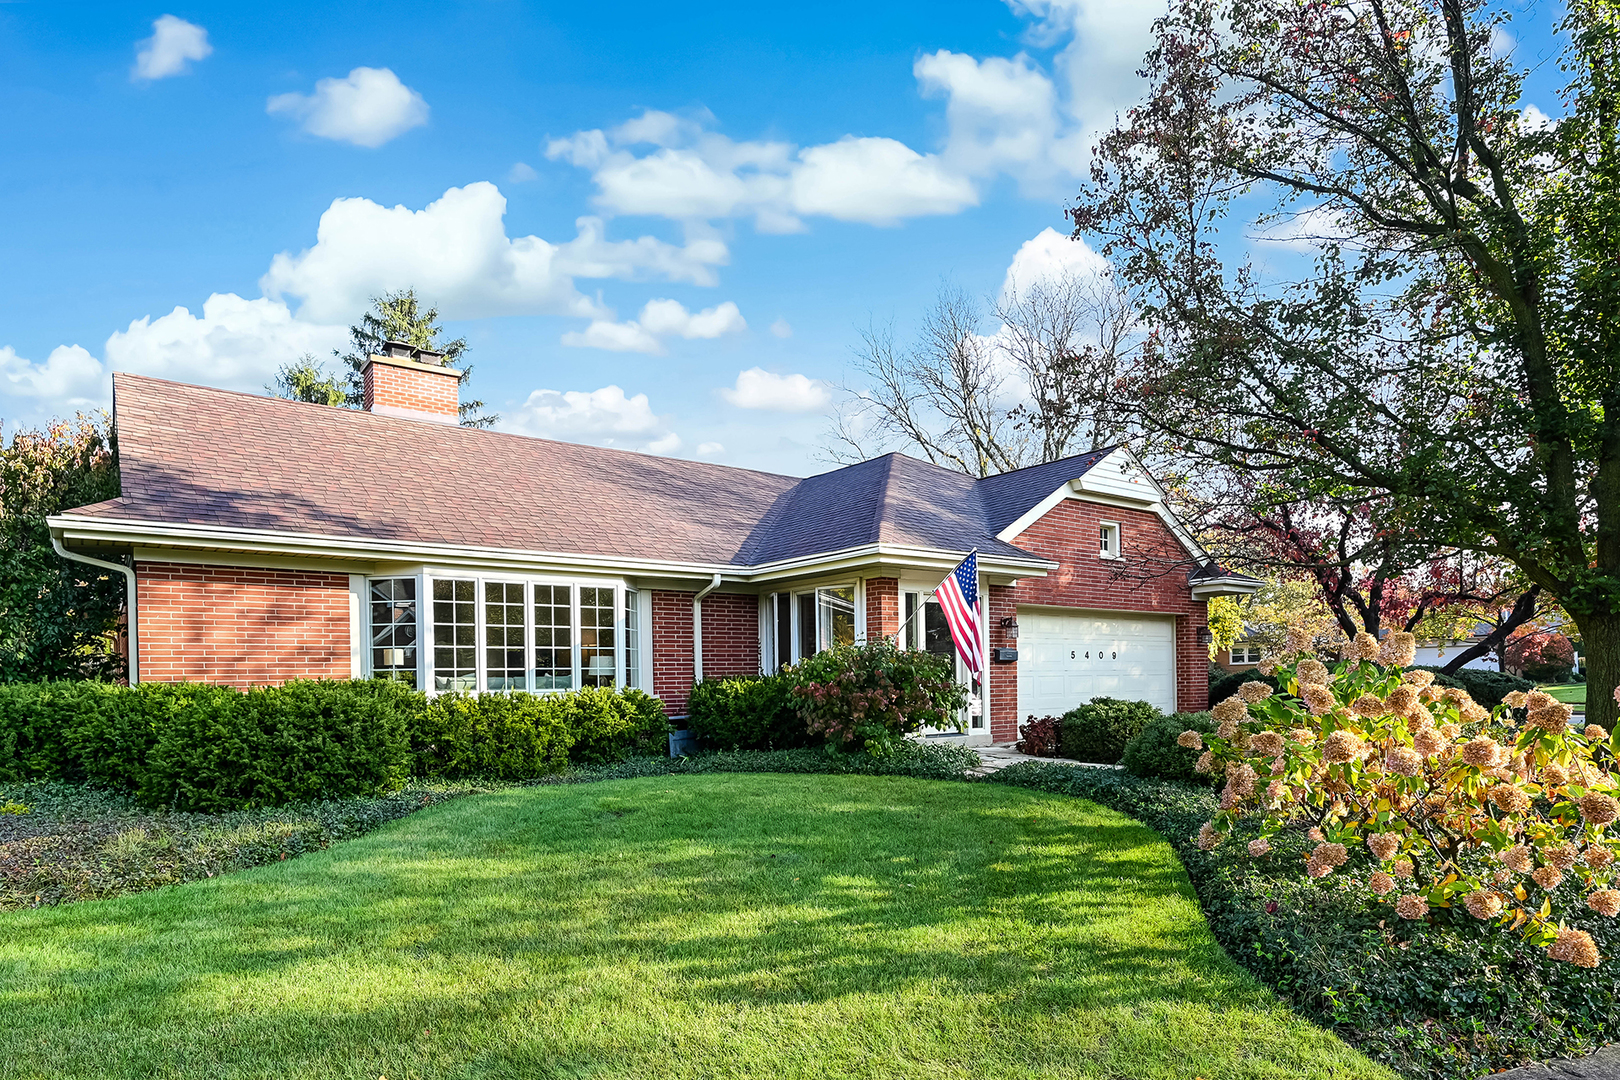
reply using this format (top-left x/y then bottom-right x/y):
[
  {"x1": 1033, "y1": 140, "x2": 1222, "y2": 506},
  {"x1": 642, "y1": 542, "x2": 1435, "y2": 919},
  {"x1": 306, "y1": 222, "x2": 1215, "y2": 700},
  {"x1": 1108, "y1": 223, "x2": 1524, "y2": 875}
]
[{"x1": 1071, "y1": 651, "x2": 1119, "y2": 659}]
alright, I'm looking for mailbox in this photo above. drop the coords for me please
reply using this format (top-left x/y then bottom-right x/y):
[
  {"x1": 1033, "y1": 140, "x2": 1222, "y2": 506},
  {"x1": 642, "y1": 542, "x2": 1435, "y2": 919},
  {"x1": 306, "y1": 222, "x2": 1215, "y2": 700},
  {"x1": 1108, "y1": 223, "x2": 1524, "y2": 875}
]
[{"x1": 992, "y1": 647, "x2": 1019, "y2": 663}]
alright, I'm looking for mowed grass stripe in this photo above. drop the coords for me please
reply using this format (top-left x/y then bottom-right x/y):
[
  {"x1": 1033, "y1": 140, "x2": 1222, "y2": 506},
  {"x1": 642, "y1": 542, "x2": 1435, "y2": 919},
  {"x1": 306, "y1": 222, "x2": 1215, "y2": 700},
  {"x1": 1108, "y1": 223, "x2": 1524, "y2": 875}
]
[{"x1": 0, "y1": 774, "x2": 1390, "y2": 1080}]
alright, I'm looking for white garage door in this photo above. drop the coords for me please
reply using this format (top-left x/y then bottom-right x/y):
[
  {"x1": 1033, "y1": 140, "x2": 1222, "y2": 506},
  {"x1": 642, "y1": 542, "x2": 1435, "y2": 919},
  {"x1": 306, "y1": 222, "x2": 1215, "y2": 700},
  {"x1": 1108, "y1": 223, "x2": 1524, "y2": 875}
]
[{"x1": 1017, "y1": 609, "x2": 1176, "y2": 718}]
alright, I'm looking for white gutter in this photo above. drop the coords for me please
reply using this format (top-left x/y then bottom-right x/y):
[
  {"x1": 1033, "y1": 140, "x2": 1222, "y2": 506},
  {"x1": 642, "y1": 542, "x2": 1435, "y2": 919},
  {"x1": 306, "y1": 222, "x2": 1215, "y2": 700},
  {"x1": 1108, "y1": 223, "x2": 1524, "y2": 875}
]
[
  {"x1": 51, "y1": 537, "x2": 138, "y2": 684},
  {"x1": 692, "y1": 572, "x2": 723, "y2": 683}
]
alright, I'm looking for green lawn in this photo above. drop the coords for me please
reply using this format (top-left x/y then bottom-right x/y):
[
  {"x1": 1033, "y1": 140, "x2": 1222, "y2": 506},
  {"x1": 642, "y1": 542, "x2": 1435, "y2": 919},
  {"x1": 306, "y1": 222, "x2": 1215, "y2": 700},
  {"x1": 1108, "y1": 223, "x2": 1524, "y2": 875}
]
[
  {"x1": 0, "y1": 774, "x2": 1389, "y2": 1080},
  {"x1": 1541, "y1": 683, "x2": 1587, "y2": 705}
]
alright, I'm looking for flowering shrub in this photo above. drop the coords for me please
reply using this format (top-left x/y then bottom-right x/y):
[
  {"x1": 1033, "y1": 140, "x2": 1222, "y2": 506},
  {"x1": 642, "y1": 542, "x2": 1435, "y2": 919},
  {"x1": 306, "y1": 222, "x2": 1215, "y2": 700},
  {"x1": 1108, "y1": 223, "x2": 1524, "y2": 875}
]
[
  {"x1": 789, "y1": 640, "x2": 967, "y2": 750},
  {"x1": 1186, "y1": 627, "x2": 1620, "y2": 967},
  {"x1": 1016, "y1": 715, "x2": 1063, "y2": 757}
]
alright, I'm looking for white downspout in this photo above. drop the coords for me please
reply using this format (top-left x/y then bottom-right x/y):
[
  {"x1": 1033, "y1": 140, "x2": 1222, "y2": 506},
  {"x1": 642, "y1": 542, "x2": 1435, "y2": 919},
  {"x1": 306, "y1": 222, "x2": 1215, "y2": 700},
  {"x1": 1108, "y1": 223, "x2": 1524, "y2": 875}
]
[
  {"x1": 692, "y1": 573, "x2": 723, "y2": 683},
  {"x1": 51, "y1": 535, "x2": 138, "y2": 685}
]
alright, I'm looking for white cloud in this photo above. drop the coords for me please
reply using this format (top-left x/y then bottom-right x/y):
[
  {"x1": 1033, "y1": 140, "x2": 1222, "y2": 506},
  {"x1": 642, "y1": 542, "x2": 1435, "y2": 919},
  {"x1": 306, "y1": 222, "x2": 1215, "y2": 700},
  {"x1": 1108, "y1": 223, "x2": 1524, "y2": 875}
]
[
  {"x1": 262, "y1": 182, "x2": 728, "y2": 324},
  {"x1": 504, "y1": 385, "x2": 680, "y2": 453},
  {"x1": 548, "y1": 110, "x2": 973, "y2": 230},
  {"x1": 267, "y1": 67, "x2": 429, "y2": 148},
  {"x1": 0, "y1": 345, "x2": 105, "y2": 429},
  {"x1": 562, "y1": 299, "x2": 746, "y2": 354},
  {"x1": 507, "y1": 162, "x2": 539, "y2": 183},
  {"x1": 769, "y1": 318, "x2": 793, "y2": 339},
  {"x1": 132, "y1": 15, "x2": 211, "y2": 81},
  {"x1": 914, "y1": 50, "x2": 1080, "y2": 188},
  {"x1": 719, "y1": 368, "x2": 830, "y2": 412},
  {"x1": 695, "y1": 441, "x2": 724, "y2": 457},
  {"x1": 105, "y1": 294, "x2": 347, "y2": 392},
  {"x1": 1001, "y1": 227, "x2": 1109, "y2": 298}
]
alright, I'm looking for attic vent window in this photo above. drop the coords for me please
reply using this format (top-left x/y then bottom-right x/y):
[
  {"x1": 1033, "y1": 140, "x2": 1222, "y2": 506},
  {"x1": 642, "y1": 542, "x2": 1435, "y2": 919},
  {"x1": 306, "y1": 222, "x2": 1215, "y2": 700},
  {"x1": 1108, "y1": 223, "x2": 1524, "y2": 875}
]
[{"x1": 1099, "y1": 521, "x2": 1121, "y2": 559}]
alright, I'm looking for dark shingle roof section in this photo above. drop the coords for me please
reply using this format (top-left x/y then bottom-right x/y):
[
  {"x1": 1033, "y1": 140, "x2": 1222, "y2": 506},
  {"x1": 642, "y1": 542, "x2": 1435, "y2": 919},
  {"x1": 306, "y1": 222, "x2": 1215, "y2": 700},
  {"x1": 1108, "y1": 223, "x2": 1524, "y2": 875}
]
[
  {"x1": 64, "y1": 376, "x2": 1115, "y2": 568},
  {"x1": 976, "y1": 448, "x2": 1114, "y2": 533}
]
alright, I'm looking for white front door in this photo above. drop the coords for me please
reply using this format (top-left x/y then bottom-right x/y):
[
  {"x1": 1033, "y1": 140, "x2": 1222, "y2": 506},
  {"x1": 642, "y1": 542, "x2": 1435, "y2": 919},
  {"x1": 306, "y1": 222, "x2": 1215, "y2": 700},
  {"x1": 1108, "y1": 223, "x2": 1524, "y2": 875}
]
[{"x1": 1017, "y1": 609, "x2": 1176, "y2": 719}]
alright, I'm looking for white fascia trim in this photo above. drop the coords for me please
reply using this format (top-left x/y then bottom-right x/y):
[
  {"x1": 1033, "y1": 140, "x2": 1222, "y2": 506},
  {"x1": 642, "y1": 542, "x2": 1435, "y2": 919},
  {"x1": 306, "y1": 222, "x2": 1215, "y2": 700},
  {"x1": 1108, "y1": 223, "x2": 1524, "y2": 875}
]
[
  {"x1": 1190, "y1": 577, "x2": 1265, "y2": 600},
  {"x1": 48, "y1": 516, "x2": 1055, "y2": 586}
]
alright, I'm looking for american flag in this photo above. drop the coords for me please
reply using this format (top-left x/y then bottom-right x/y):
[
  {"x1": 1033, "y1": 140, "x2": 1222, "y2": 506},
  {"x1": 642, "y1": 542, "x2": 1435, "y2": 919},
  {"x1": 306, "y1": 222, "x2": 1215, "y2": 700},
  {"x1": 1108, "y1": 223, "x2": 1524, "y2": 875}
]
[{"x1": 935, "y1": 550, "x2": 984, "y2": 679}]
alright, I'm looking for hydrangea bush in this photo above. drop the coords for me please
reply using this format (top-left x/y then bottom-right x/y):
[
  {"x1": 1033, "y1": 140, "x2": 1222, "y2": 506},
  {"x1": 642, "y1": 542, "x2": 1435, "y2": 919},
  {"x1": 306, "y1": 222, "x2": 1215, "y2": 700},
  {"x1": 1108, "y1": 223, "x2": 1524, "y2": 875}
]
[{"x1": 1183, "y1": 627, "x2": 1620, "y2": 968}]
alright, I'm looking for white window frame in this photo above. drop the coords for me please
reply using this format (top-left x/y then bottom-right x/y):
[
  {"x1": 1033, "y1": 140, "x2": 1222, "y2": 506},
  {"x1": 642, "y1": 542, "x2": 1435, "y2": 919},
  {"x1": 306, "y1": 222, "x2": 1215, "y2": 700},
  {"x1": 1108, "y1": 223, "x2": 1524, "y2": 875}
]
[
  {"x1": 1231, "y1": 643, "x2": 1264, "y2": 665},
  {"x1": 1099, "y1": 520, "x2": 1121, "y2": 560}
]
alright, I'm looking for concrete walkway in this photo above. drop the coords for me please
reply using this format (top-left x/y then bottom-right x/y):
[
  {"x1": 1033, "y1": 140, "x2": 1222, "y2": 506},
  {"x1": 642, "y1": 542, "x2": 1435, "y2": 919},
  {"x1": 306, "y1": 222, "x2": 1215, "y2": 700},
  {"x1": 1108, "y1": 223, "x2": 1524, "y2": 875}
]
[
  {"x1": 967, "y1": 743, "x2": 1125, "y2": 779},
  {"x1": 1487, "y1": 1045, "x2": 1620, "y2": 1079}
]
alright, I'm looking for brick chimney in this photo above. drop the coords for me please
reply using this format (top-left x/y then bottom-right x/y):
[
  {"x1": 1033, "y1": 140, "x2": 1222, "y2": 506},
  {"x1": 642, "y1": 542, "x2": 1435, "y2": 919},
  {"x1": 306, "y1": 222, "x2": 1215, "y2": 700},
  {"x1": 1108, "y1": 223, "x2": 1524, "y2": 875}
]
[{"x1": 362, "y1": 340, "x2": 461, "y2": 424}]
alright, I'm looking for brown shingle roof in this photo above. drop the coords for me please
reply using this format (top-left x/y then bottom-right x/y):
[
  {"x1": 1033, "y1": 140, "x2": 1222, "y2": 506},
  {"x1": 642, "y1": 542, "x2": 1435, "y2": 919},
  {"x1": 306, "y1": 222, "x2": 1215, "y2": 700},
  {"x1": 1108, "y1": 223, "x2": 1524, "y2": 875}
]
[{"x1": 62, "y1": 374, "x2": 1111, "y2": 568}]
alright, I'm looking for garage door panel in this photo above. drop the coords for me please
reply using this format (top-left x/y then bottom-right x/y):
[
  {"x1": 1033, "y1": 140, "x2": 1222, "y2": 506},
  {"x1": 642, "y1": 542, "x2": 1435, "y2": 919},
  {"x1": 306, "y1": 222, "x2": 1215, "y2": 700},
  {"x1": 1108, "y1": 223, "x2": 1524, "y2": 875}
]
[{"x1": 1017, "y1": 609, "x2": 1176, "y2": 718}]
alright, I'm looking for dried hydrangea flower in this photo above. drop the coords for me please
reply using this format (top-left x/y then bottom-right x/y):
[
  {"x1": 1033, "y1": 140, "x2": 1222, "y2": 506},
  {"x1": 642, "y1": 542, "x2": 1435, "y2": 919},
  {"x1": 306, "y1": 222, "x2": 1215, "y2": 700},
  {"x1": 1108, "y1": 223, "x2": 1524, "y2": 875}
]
[
  {"x1": 1533, "y1": 865, "x2": 1565, "y2": 890},
  {"x1": 1216, "y1": 719, "x2": 1239, "y2": 741},
  {"x1": 1501, "y1": 844, "x2": 1533, "y2": 873},
  {"x1": 1341, "y1": 632, "x2": 1380, "y2": 662},
  {"x1": 1307, "y1": 827, "x2": 1325, "y2": 842},
  {"x1": 1461, "y1": 736, "x2": 1501, "y2": 767},
  {"x1": 1544, "y1": 843, "x2": 1579, "y2": 871},
  {"x1": 1238, "y1": 681, "x2": 1273, "y2": 703},
  {"x1": 1369, "y1": 871, "x2": 1396, "y2": 896},
  {"x1": 1543, "y1": 763, "x2": 1570, "y2": 787},
  {"x1": 1547, "y1": 927, "x2": 1600, "y2": 968},
  {"x1": 1491, "y1": 785, "x2": 1531, "y2": 814},
  {"x1": 1385, "y1": 684, "x2": 1418, "y2": 715},
  {"x1": 1464, "y1": 890, "x2": 1504, "y2": 920},
  {"x1": 1504, "y1": 690, "x2": 1529, "y2": 709},
  {"x1": 1588, "y1": 889, "x2": 1620, "y2": 917},
  {"x1": 1580, "y1": 793, "x2": 1620, "y2": 826},
  {"x1": 1378, "y1": 631, "x2": 1417, "y2": 668},
  {"x1": 1526, "y1": 692, "x2": 1574, "y2": 732},
  {"x1": 1257, "y1": 657, "x2": 1279, "y2": 676},
  {"x1": 1224, "y1": 762, "x2": 1257, "y2": 797},
  {"x1": 1265, "y1": 778, "x2": 1286, "y2": 803},
  {"x1": 1459, "y1": 700, "x2": 1491, "y2": 724},
  {"x1": 1351, "y1": 693, "x2": 1387, "y2": 717},
  {"x1": 1394, "y1": 893, "x2": 1430, "y2": 920},
  {"x1": 1177, "y1": 729, "x2": 1204, "y2": 750},
  {"x1": 1247, "y1": 838, "x2": 1272, "y2": 857},
  {"x1": 1212, "y1": 696, "x2": 1248, "y2": 724},
  {"x1": 1288, "y1": 728, "x2": 1316, "y2": 745},
  {"x1": 1249, "y1": 731, "x2": 1284, "y2": 757},
  {"x1": 1296, "y1": 659, "x2": 1330, "y2": 686},
  {"x1": 1367, "y1": 832, "x2": 1400, "y2": 860},
  {"x1": 1393, "y1": 858, "x2": 1415, "y2": 879},
  {"x1": 1403, "y1": 670, "x2": 1436, "y2": 689},
  {"x1": 1322, "y1": 729, "x2": 1364, "y2": 764},
  {"x1": 1286, "y1": 624, "x2": 1315, "y2": 653},
  {"x1": 1412, "y1": 728, "x2": 1445, "y2": 758},
  {"x1": 1194, "y1": 750, "x2": 1215, "y2": 774},
  {"x1": 1196, "y1": 821, "x2": 1221, "y2": 851},
  {"x1": 1306, "y1": 842, "x2": 1349, "y2": 878},
  {"x1": 1587, "y1": 724, "x2": 1609, "y2": 741},
  {"x1": 1586, "y1": 846, "x2": 1616, "y2": 870}
]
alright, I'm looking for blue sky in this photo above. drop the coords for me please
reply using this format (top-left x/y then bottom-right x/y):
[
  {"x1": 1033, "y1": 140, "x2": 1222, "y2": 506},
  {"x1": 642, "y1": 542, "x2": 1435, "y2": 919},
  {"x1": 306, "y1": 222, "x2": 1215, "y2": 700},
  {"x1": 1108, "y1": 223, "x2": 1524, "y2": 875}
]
[{"x1": 0, "y1": 1, "x2": 1564, "y2": 475}]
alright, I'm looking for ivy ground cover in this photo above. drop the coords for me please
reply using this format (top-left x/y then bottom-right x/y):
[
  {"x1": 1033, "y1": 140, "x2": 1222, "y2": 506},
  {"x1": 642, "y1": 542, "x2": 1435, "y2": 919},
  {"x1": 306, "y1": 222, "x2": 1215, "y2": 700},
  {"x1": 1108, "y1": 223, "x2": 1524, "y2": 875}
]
[{"x1": 0, "y1": 774, "x2": 1386, "y2": 1080}]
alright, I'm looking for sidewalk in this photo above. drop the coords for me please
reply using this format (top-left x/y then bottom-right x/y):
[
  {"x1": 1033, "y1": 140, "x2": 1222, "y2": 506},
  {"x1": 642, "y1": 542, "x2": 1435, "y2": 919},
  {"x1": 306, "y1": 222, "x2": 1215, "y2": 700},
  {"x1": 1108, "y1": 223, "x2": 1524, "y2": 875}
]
[{"x1": 967, "y1": 743, "x2": 1125, "y2": 779}]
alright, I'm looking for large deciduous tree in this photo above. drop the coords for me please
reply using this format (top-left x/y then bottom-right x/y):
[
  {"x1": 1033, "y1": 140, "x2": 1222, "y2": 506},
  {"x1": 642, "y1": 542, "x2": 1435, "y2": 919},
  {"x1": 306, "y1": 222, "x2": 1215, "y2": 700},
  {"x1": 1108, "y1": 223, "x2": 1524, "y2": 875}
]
[
  {"x1": 0, "y1": 415, "x2": 124, "y2": 681},
  {"x1": 1074, "y1": 0, "x2": 1620, "y2": 726}
]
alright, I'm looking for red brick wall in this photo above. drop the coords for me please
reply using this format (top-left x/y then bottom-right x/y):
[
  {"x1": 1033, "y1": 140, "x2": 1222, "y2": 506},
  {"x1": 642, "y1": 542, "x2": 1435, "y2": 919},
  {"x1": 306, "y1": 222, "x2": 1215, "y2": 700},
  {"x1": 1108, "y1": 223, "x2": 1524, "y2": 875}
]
[
  {"x1": 987, "y1": 584, "x2": 1019, "y2": 742},
  {"x1": 136, "y1": 562, "x2": 350, "y2": 687},
  {"x1": 363, "y1": 359, "x2": 460, "y2": 419},
  {"x1": 1006, "y1": 499, "x2": 1210, "y2": 722},
  {"x1": 652, "y1": 590, "x2": 695, "y2": 714},
  {"x1": 699, "y1": 592, "x2": 761, "y2": 679},
  {"x1": 864, "y1": 577, "x2": 900, "y2": 640}
]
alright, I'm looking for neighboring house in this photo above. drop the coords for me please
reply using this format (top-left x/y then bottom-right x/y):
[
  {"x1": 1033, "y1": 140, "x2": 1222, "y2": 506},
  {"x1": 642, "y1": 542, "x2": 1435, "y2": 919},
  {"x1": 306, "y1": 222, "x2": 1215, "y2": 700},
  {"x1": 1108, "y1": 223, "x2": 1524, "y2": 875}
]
[
  {"x1": 47, "y1": 346, "x2": 1258, "y2": 745},
  {"x1": 1222, "y1": 639, "x2": 1267, "y2": 672}
]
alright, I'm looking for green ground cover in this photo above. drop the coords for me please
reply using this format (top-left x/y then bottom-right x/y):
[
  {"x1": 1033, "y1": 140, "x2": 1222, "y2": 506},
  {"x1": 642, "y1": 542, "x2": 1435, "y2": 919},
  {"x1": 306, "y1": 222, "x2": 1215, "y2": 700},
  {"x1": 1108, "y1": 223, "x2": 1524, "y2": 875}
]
[
  {"x1": 0, "y1": 773, "x2": 1387, "y2": 1080},
  {"x1": 1540, "y1": 683, "x2": 1587, "y2": 705}
]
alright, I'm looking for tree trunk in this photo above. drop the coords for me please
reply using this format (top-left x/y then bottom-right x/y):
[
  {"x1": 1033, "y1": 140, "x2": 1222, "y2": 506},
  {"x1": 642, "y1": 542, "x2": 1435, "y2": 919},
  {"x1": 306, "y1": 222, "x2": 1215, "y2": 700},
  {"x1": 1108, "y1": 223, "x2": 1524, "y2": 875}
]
[{"x1": 1580, "y1": 611, "x2": 1620, "y2": 732}]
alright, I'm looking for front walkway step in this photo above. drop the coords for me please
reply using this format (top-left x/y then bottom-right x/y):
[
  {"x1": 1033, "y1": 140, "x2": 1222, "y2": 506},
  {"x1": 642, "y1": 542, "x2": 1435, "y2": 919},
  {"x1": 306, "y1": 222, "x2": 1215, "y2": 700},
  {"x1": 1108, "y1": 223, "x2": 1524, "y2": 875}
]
[{"x1": 967, "y1": 744, "x2": 1125, "y2": 779}]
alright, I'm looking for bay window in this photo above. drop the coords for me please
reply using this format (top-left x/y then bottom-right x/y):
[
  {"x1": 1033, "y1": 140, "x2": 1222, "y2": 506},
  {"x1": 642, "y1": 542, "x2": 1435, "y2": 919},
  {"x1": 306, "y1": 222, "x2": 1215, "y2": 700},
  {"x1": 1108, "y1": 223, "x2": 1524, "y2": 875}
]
[
  {"x1": 433, "y1": 579, "x2": 477, "y2": 692},
  {"x1": 369, "y1": 577, "x2": 418, "y2": 686}
]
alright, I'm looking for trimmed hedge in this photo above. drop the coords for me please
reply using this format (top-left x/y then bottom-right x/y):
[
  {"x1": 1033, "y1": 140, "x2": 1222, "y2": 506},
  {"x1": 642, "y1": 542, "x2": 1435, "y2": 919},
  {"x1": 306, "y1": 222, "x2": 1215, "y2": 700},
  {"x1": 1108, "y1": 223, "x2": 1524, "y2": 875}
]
[
  {"x1": 685, "y1": 674, "x2": 813, "y2": 751},
  {"x1": 1121, "y1": 711, "x2": 1214, "y2": 783},
  {"x1": 0, "y1": 679, "x2": 669, "y2": 810},
  {"x1": 1057, "y1": 697, "x2": 1160, "y2": 764}
]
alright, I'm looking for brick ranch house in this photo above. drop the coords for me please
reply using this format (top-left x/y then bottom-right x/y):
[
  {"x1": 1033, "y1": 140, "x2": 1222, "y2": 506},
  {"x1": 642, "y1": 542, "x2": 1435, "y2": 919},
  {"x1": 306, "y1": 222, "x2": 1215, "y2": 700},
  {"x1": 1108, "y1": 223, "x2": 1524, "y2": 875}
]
[{"x1": 47, "y1": 344, "x2": 1258, "y2": 745}]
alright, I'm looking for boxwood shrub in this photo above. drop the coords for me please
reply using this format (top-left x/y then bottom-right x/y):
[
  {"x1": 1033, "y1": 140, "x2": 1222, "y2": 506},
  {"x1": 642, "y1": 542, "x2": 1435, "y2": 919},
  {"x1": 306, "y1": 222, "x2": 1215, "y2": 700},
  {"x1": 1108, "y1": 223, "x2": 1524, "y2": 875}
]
[
  {"x1": 0, "y1": 679, "x2": 669, "y2": 810},
  {"x1": 1121, "y1": 710, "x2": 1214, "y2": 783},
  {"x1": 1056, "y1": 697, "x2": 1160, "y2": 764},
  {"x1": 686, "y1": 673, "x2": 812, "y2": 751}
]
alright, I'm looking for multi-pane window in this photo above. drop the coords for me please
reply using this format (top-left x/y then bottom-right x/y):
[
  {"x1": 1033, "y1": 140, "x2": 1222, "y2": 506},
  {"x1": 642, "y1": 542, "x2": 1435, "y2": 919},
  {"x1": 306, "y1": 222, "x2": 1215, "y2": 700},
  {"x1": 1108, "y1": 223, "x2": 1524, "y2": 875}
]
[
  {"x1": 533, "y1": 584, "x2": 573, "y2": 690},
  {"x1": 580, "y1": 586, "x2": 617, "y2": 687},
  {"x1": 623, "y1": 589, "x2": 640, "y2": 689},
  {"x1": 433, "y1": 579, "x2": 477, "y2": 692},
  {"x1": 484, "y1": 582, "x2": 527, "y2": 690},
  {"x1": 818, "y1": 586, "x2": 856, "y2": 650},
  {"x1": 772, "y1": 592, "x2": 793, "y2": 670},
  {"x1": 1099, "y1": 522, "x2": 1121, "y2": 558},
  {"x1": 1231, "y1": 643, "x2": 1265, "y2": 665},
  {"x1": 370, "y1": 578, "x2": 418, "y2": 686}
]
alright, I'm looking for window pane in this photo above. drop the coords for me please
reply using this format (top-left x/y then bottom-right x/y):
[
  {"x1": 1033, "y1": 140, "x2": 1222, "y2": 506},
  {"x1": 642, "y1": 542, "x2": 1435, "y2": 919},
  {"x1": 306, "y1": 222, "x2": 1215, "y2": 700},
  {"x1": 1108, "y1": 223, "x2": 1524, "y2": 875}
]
[
  {"x1": 369, "y1": 577, "x2": 417, "y2": 687},
  {"x1": 903, "y1": 592, "x2": 919, "y2": 651},
  {"x1": 533, "y1": 584, "x2": 573, "y2": 690},
  {"x1": 818, "y1": 586, "x2": 856, "y2": 650},
  {"x1": 623, "y1": 589, "x2": 640, "y2": 689},
  {"x1": 581, "y1": 586, "x2": 616, "y2": 687},
  {"x1": 432, "y1": 579, "x2": 477, "y2": 692},
  {"x1": 774, "y1": 592, "x2": 792, "y2": 669},
  {"x1": 924, "y1": 598, "x2": 956, "y2": 660},
  {"x1": 797, "y1": 594, "x2": 816, "y2": 660},
  {"x1": 484, "y1": 581, "x2": 526, "y2": 691}
]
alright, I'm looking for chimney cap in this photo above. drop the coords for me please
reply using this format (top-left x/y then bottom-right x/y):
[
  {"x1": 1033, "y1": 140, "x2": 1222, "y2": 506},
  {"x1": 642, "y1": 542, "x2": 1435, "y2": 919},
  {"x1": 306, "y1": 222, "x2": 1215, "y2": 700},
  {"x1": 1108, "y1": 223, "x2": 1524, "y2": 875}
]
[{"x1": 377, "y1": 339, "x2": 447, "y2": 366}]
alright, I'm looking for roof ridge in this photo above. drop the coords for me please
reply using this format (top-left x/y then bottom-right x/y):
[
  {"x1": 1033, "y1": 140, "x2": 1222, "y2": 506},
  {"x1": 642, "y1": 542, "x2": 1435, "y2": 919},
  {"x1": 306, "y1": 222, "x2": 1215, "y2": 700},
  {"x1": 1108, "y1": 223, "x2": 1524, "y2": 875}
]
[
  {"x1": 110, "y1": 372, "x2": 803, "y2": 485},
  {"x1": 974, "y1": 445, "x2": 1118, "y2": 483},
  {"x1": 870, "y1": 453, "x2": 900, "y2": 543}
]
